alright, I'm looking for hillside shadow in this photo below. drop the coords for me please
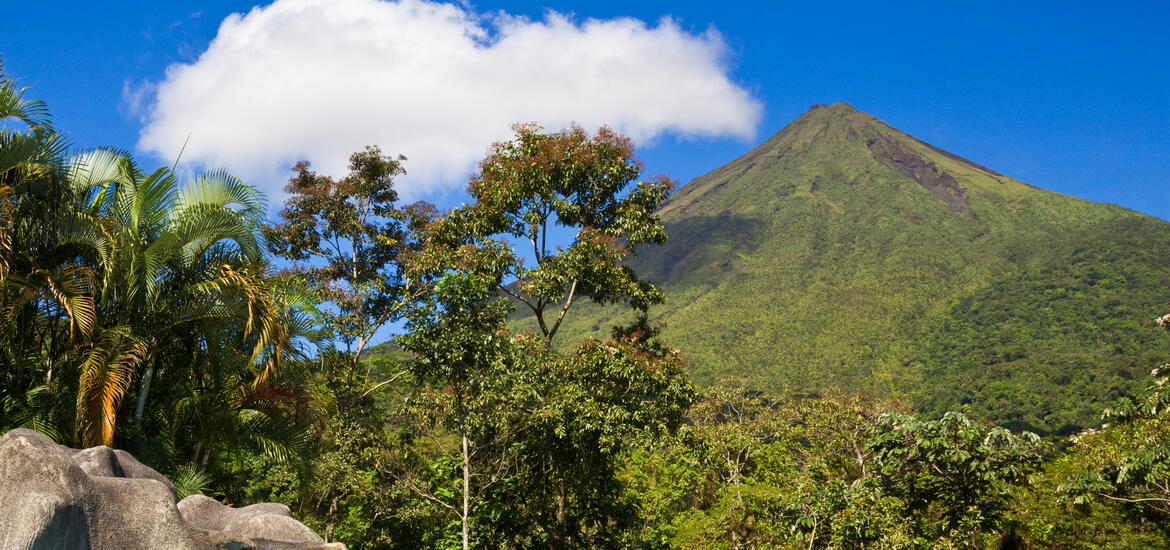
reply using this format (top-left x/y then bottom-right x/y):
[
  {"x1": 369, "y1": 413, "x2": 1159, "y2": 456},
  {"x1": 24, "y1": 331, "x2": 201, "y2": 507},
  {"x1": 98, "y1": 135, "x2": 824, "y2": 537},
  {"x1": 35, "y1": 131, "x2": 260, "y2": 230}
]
[{"x1": 631, "y1": 213, "x2": 768, "y2": 284}]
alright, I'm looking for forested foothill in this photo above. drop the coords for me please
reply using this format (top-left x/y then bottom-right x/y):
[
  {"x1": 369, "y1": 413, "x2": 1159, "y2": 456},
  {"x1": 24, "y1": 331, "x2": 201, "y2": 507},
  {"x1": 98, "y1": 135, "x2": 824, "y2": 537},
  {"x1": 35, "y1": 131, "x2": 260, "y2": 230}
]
[{"x1": 2, "y1": 63, "x2": 1169, "y2": 549}]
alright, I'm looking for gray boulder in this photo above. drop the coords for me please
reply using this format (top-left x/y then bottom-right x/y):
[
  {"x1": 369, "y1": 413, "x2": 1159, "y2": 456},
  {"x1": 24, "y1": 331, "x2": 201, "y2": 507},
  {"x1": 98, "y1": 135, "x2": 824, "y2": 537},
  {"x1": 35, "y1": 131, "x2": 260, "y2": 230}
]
[
  {"x1": 178, "y1": 495, "x2": 327, "y2": 545},
  {"x1": 0, "y1": 428, "x2": 343, "y2": 550},
  {"x1": 71, "y1": 445, "x2": 176, "y2": 494}
]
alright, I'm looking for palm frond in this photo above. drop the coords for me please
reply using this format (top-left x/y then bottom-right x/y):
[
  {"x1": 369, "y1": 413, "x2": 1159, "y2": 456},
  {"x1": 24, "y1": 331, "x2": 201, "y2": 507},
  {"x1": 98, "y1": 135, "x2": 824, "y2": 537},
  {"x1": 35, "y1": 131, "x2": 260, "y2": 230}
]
[
  {"x1": 57, "y1": 210, "x2": 116, "y2": 281},
  {"x1": 128, "y1": 167, "x2": 178, "y2": 233},
  {"x1": 41, "y1": 265, "x2": 97, "y2": 340},
  {"x1": 0, "y1": 131, "x2": 65, "y2": 175},
  {"x1": 140, "y1": 232, "x2": 181, "y2": 305},
  {"x1": 171, "y1": 463, "x2": 211, "y2": 500},
  {"x1": 237, "y1": 407, "x2": 309, "y2": 462},
  {"x1": 176, "y1": 169, "x2": 267, "y2": 222},
  {"x1": 0, "y1": 66, "x2": 53, "y2": 130},
  {"x1": 3, "y1": 266, "x2": 96, "y2": 340},
  {"x1": 172, "y1": 204, "x2": 263, "y2": 263},
  {"x1": 77, "y1": 327, "x2": 150, "y2": 446},
  {"x1": 2, "y1": 386, "x2": 65, "y2": 443},
  {"x1": 65, "y1": 149, "x2": 135, "y2": 211},
  {"x1": 0, "y1": 183, "x2": 12, "y2": 281}
]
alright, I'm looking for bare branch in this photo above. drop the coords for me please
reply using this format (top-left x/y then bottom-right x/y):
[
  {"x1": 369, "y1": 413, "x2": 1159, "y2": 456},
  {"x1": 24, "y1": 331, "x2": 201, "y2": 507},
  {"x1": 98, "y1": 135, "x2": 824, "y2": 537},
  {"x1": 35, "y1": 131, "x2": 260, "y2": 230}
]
[
  {"x1": 546, "y1": 279, "x2": 578, "y2": 345},
  {"x1": 498, "y1": 284, "x2": 539, "y2": 317},
  {"x1": 357, "y1": 371, "x2": 409, "y2": 400},
  {"x1": 1095, "y1": 492, "x2": 1170, "y2": 505},
  {"x1": 382, "y1": 464, "x2": 462, "y2": 517}
]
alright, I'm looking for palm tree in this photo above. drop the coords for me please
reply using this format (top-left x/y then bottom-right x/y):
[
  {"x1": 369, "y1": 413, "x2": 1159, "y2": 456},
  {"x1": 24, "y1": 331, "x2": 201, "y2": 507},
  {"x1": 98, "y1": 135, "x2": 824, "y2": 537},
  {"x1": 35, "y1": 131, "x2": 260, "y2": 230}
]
[
  {"x1": 0, "y1": 61, "x2": 317, "y2": 474},
  {"x1": 0, "y1": 60, "x2": 96, "y2": 442},
  {"x1": 170, "y1": 263, "x2": 323, "y2": 467},
  {"x1": 60, "y1": 148, "x2": 277, "y2": 446}
]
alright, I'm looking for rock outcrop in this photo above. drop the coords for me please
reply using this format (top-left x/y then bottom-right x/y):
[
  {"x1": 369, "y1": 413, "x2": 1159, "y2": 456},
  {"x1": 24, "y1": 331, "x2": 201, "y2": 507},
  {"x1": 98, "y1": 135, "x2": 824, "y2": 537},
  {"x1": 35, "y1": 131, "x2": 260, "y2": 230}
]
[{"x1": 0, "y1": 428, "x2": 343, "y2": 550}]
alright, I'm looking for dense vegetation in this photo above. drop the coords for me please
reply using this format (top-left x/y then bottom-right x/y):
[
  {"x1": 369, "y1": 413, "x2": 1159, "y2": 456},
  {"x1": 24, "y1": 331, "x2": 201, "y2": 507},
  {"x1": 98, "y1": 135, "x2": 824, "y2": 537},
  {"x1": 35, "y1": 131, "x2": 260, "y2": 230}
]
[
  {"x1": 916, "y1": 234, "x2": 1170, "y2": 434},
  {"x1": 3, "y1": 65, "x2": 1170, "y2": 549}
]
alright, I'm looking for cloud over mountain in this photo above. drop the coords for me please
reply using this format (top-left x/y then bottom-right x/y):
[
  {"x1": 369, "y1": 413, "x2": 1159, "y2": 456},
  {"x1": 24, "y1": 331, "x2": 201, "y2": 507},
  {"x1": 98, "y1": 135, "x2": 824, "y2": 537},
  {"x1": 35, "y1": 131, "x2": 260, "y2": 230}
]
[{"x1": 135, "y1": 0, "x2": 762, "y2": 199}]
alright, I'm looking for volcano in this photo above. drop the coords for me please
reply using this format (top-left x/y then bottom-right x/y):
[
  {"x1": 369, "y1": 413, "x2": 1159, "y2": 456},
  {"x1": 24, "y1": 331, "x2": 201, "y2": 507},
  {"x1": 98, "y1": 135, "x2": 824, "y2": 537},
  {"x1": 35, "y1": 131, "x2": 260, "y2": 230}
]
[{"x1": 553, "y1": 103, "x2": 1170, "y2": 433}]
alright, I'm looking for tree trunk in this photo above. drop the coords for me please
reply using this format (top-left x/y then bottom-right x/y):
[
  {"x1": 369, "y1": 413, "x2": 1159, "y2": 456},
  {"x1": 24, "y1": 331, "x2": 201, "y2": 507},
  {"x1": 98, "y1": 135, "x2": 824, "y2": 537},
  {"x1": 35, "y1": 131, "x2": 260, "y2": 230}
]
[
  {"x1": 553, "y1": 478, "x2": 567, "y2": 545},
  {"x1": 462, "y1": 432, "x2": 471, "y2": 550},
  {"x1": 134, "y1": 366, "x2": 154, "y2": 420}
]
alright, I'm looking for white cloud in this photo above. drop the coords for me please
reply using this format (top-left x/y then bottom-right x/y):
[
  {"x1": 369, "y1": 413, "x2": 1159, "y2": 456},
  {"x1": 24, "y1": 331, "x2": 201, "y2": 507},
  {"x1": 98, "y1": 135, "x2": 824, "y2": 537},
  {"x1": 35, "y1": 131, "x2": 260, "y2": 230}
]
[{"x1": 135, "y1": 0, "x2": 762, "y2": 200}]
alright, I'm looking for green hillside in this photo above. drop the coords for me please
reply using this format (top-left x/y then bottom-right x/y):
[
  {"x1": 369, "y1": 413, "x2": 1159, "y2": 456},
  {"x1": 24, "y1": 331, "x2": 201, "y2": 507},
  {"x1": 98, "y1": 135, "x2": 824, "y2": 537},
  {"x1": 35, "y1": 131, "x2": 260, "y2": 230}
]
[{"x1": 551, "y1": 103, "x2": 1170, "y2": 433}]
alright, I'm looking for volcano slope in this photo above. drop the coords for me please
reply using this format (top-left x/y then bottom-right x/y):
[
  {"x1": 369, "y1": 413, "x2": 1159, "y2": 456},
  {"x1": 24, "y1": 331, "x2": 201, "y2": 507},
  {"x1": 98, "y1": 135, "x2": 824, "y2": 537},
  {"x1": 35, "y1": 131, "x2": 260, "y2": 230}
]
[{"x1": 549, "y1": 103, "x2": 1170, "y2": 434}]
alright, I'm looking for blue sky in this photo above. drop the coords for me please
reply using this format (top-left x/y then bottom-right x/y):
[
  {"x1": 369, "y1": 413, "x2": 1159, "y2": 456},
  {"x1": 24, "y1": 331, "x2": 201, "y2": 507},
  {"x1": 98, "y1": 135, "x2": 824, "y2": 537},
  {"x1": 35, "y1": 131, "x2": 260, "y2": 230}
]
[{"x1": 3, "y1": 0, "x2": 1168, "y2": 220}]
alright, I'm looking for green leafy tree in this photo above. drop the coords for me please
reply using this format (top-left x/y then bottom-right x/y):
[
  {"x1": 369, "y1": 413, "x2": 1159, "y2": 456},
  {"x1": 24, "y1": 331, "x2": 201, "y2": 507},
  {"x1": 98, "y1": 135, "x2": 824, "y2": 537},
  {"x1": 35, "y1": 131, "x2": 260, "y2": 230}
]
[
  {"x1": 456, "y1": 123, "x2": 682, "y2": 545},
  {"x1": 1010, "y1": 446, "x2": 1169, "y2": 549},
  {"x1": 394, "y1": 229, "x2": 522, "y2": 550},
  {"x1": 868, "y1": 411, "x2": 1045, "y2": 547},
  {"x1": 397, "y1": 124, "x2": 691, "y2": 549},
  {"x1": 1057, "y1": 313, "x2": 1170, "y2": 520},
  {"x1": 264, "y1": 146, "x2": 433, "y2": 411},
  {"x1": 492, "y1": 321, "x2": 694, "y2": 547},
  {"x1": 263, "y1": 147, "x2": 438, "y2": 548},
  {"x1": 1005, "y1": 313, "x2": 1170, "y2": 549},
  {"x1": 460, "y1": 122, "x2": 673, "y2": 344}
]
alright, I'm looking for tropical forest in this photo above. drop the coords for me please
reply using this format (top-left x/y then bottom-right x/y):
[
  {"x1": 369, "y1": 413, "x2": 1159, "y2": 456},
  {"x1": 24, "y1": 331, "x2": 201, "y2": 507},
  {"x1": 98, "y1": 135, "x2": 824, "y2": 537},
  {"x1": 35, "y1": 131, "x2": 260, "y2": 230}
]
[{"x1": 3, "y1": 39, "x2": 1170, "y2": 550}]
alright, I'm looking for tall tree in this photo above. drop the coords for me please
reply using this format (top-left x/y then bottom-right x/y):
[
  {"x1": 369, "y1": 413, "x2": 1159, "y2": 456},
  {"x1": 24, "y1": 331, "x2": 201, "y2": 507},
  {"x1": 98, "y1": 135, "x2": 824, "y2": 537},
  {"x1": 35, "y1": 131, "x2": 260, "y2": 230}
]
[
  {"x1": 460, "y1": 123, "x2": 673, "y2": 345},
  {"x1": 264, "y1": 146, "x2": 432, "y2": 412},
  {"x1": 869, "y1": 411, "x2": 1045, "y2": 546},
  {"x1": 399, "y1": 124, "x2": 692, "y2": 548},
  {"x1": 397, "y1": 241, "x2": 519, "y2": 550}
]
